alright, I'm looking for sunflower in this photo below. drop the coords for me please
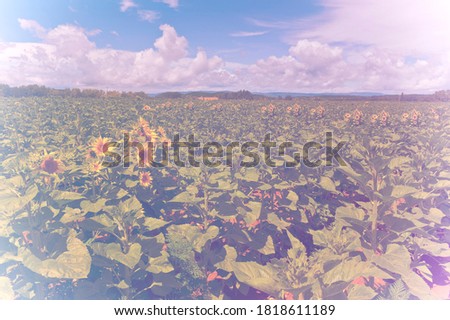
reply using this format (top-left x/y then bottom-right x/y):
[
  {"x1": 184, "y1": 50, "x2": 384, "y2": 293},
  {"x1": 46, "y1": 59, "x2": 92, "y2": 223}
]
[
  {"x1": 139, "y1": 171, "x2": 153, "y2": 188},
  {"x1": 91, "y1": 136, "x2": 110, "y2": 157},
  {"x1": 40, "y1": 155, "x2": 64, "y2": 174},
  {"x1": 370, "y1": 114, "x2": 378, "y2": 123},
  {"x1": 143, "y1": 126, "x2": 159, "y2": 142},
  {"x1": 89, "y1": 161, "x2": 103, "y2": 173},
  {"x1": 137, "y1": 116, "x2": 150, "y2": 129}
]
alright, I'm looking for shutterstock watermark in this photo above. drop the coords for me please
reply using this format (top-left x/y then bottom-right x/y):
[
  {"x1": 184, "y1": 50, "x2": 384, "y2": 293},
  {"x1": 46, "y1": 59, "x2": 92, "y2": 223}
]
[{"x1": 101, "y1": 132, "x2": 346, "y2": 169}]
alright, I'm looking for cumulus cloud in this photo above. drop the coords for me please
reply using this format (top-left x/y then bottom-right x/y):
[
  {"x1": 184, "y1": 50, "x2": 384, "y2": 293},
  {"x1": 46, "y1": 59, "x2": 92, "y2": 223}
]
[
  {"x1": 120, "y1": 0, "x2": 137, "y2": 12},
  {"x1": 0, "y1": 22, "x2": 224, "y2": 91},
  {"x1": 247, "y1": 0, "x2": 450, "y2": 93},
  {"x1": 3, "y1": 4, "x2": 450, "y2": 94}
]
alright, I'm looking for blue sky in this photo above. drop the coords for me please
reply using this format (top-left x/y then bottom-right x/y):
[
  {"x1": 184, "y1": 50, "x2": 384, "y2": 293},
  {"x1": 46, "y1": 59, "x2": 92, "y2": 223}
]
[
  {"x1": 0, "y1": 0, "x2": 319, "y2": 63},
  {"x1": 0, "y1": 0, "x2": 449, "y2": 93}
]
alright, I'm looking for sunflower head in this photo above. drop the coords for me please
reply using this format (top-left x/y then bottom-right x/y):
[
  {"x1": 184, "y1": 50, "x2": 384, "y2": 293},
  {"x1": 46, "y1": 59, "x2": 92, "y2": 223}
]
[
  {"x1": 91, "y1": 136, "x2": 110, "y2": 157},
  {"x1": 139, "y1": 171, "x2": 153, "y2": 188},
  {"x1": 40, "y1": 155, "x2": 64, "y2": 174},
  {"x1": 89, "y1": 161, "x2": 103, "y2": 173}
]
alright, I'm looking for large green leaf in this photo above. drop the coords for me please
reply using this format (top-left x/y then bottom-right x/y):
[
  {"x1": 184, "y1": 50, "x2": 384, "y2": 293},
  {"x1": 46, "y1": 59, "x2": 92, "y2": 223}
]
[
  {"x1": 257, "y1": 236, "x2": 275, "y2": 255},
  {"x1": 319, "y1": 176, "x2": 337, "y2": 192},
  {"x1": 143, "y1": 217, "x2": 169, "y2": 231},
  {"x1": 323, "y1": 258, "x2": 391, "y2": 285},
  {"x1": 91, "y1": 242, "x2": 141, "y2": 269},
  {"x1": 146, "y1": 251, "x2": 174, "y2": 274},
  {"x1": 231, "y1": 261, "x2": 282, "y2": 295},
  {"x1": 372, "y1": 243, "x2": 410, "y2": 275},
  {"x1": 169, "y1": 191, "x2": 202, "y2": 203},
  {"x1": 166, "y1": 224, "x2": 219, "y2": 252},
  {"x1": 21, "y1": 232, "x2": 91, "y2": 279},
  {"x1": 0, "y1": 184, "x2": 38, "y2": 215}
]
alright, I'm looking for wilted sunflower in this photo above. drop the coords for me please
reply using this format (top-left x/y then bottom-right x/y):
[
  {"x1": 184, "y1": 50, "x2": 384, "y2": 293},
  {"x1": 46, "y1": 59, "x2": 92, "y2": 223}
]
[
  {"x1": 139, "y1": 171, "x2": 152, "y2": 188},
  {"x1": 40, "y1": 155, "x2": 64, "y2": 174}
]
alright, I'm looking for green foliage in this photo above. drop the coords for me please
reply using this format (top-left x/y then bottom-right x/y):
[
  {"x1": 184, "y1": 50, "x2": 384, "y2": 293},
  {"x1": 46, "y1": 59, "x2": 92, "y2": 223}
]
[{"x1": 0, "y1": 96, "x2": 449, "y2": 300}]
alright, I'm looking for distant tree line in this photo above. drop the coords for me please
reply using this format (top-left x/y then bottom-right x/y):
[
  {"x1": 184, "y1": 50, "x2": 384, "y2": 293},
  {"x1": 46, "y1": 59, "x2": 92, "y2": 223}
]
[
  {"x1": 0, "y1": 84, "x2": 148, "y2": 99},
  {"x1": 1, "y1": 84, "x2": 449, "y2": 101}
]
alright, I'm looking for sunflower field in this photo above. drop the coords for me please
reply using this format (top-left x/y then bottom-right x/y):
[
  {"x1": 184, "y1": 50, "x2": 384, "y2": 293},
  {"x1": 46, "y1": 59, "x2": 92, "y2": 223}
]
[{"x1": 0, "y1": 96, "x2": 449, "y2": 300}]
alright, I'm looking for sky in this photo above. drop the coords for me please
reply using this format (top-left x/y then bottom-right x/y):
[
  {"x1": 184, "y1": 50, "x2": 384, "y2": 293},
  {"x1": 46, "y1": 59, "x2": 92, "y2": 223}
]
[{"x1": 0, "y1": 0, "x2": 449, "y2": 93}]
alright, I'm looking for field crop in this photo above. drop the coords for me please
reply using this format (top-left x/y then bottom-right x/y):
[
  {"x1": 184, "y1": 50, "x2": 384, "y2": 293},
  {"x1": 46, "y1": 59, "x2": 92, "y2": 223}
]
[{"x1": 0, "y1": 97, "x2": 449, "y2": 300}]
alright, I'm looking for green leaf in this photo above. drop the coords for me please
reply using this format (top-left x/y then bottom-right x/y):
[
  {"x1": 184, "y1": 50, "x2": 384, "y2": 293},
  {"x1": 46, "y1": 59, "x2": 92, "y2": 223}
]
[
  {"x1": 143, "y1": 217, "x2": 169, "y2": 231},
  {"x1": 91, "y1": 242, "x2": 141, "y2": 269},
  {"x1": 0, "y1": 184, "x2": 38, "y2": 214},
  {"x1": 80, "y1": 198, "x2": 107, "y2": 213},
  {"x1": 347, "y1": 284, "x2": 377, "y2": 300},
  {"x1": 166, "y1": 224, "x2": 219, "y2": 252},
  {"x1": 372, "y1": 243, "x2": 410, "y2": 275},
  {"x1": 415, "y1": 238, "x2": 450, "y2": 257},
  {"x1": 239, "y1": 201, "x2": 261, "y2": 225},
  {"x1": 60, "y1": 208, "x2": 85, "y2": 224},
  {"x1": 231, "y1": 261, "x2": 282, "y2": 295},
  {"x1": 388, "y1": 157, "x2": 411, "y2": 169},
  {"x1": 146, "y1": 251, "x2": 174, "y2": 274},
  {"x1": 402, "y1": 270, "x2": 435, "y2": 300},
  {"x1": 391, "y1": 185, "x2": 418, "y2": 198},
  {"x1": 50, "y1": 191, "x2": 84, "y2": 205},
  {"x1": 426, "y1": 208, "x2": 446, "y2": 224},
  {"x1": 319, "y1": 176, "x2": 337, "y2": 192},
  {"x1": 21, "y1": 232, "x2": 91, "y2": 279},
  {"x1": 258, "y1": 236, "x2": 275, "y2": 255},
  {"x1": 323, "y1": 258, "x2": 392, "y2": 285},
  {"x1": 169, "y1": 191, "x2": 201, "y2": 203},
  {"x1": 335, "y1": 204, "x2": 366, "y2": 221},
  {"x1": 215, "y1": 246, "x2": 237, "y2": 272},
  {"x1": 267, "y1": 213, "x2": 290, "y2": 230}
]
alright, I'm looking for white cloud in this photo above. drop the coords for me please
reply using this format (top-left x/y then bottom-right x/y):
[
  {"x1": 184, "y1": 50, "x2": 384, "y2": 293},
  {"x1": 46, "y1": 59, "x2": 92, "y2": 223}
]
[
  {"x1": 284, "y1": 0, "x2": 450, "y2": 62},
  {"x1": 5, "y1": 7, "x2": 450, "y2": 94},
  {"x1": 155, "y1": 0, "x2": 179, "y2": 9},
  {"x1": 120, "y1": 0, "x2": 137, "y2": 12},
  {"x1": 0, "y1": 22, "x2": 223, "y2": 91},
  {"x1": 18, "y1": 19, "x2": 47, "y2": 38},
  {"x1": 138, "y1": 10, "x2": 160, "y2": 22},
  {"x1": 229, "y1": 31, "x2": 268, "y2": 37},
  {"x1": 245, "y1": 0, "x2": 450, "y2": 93}
]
